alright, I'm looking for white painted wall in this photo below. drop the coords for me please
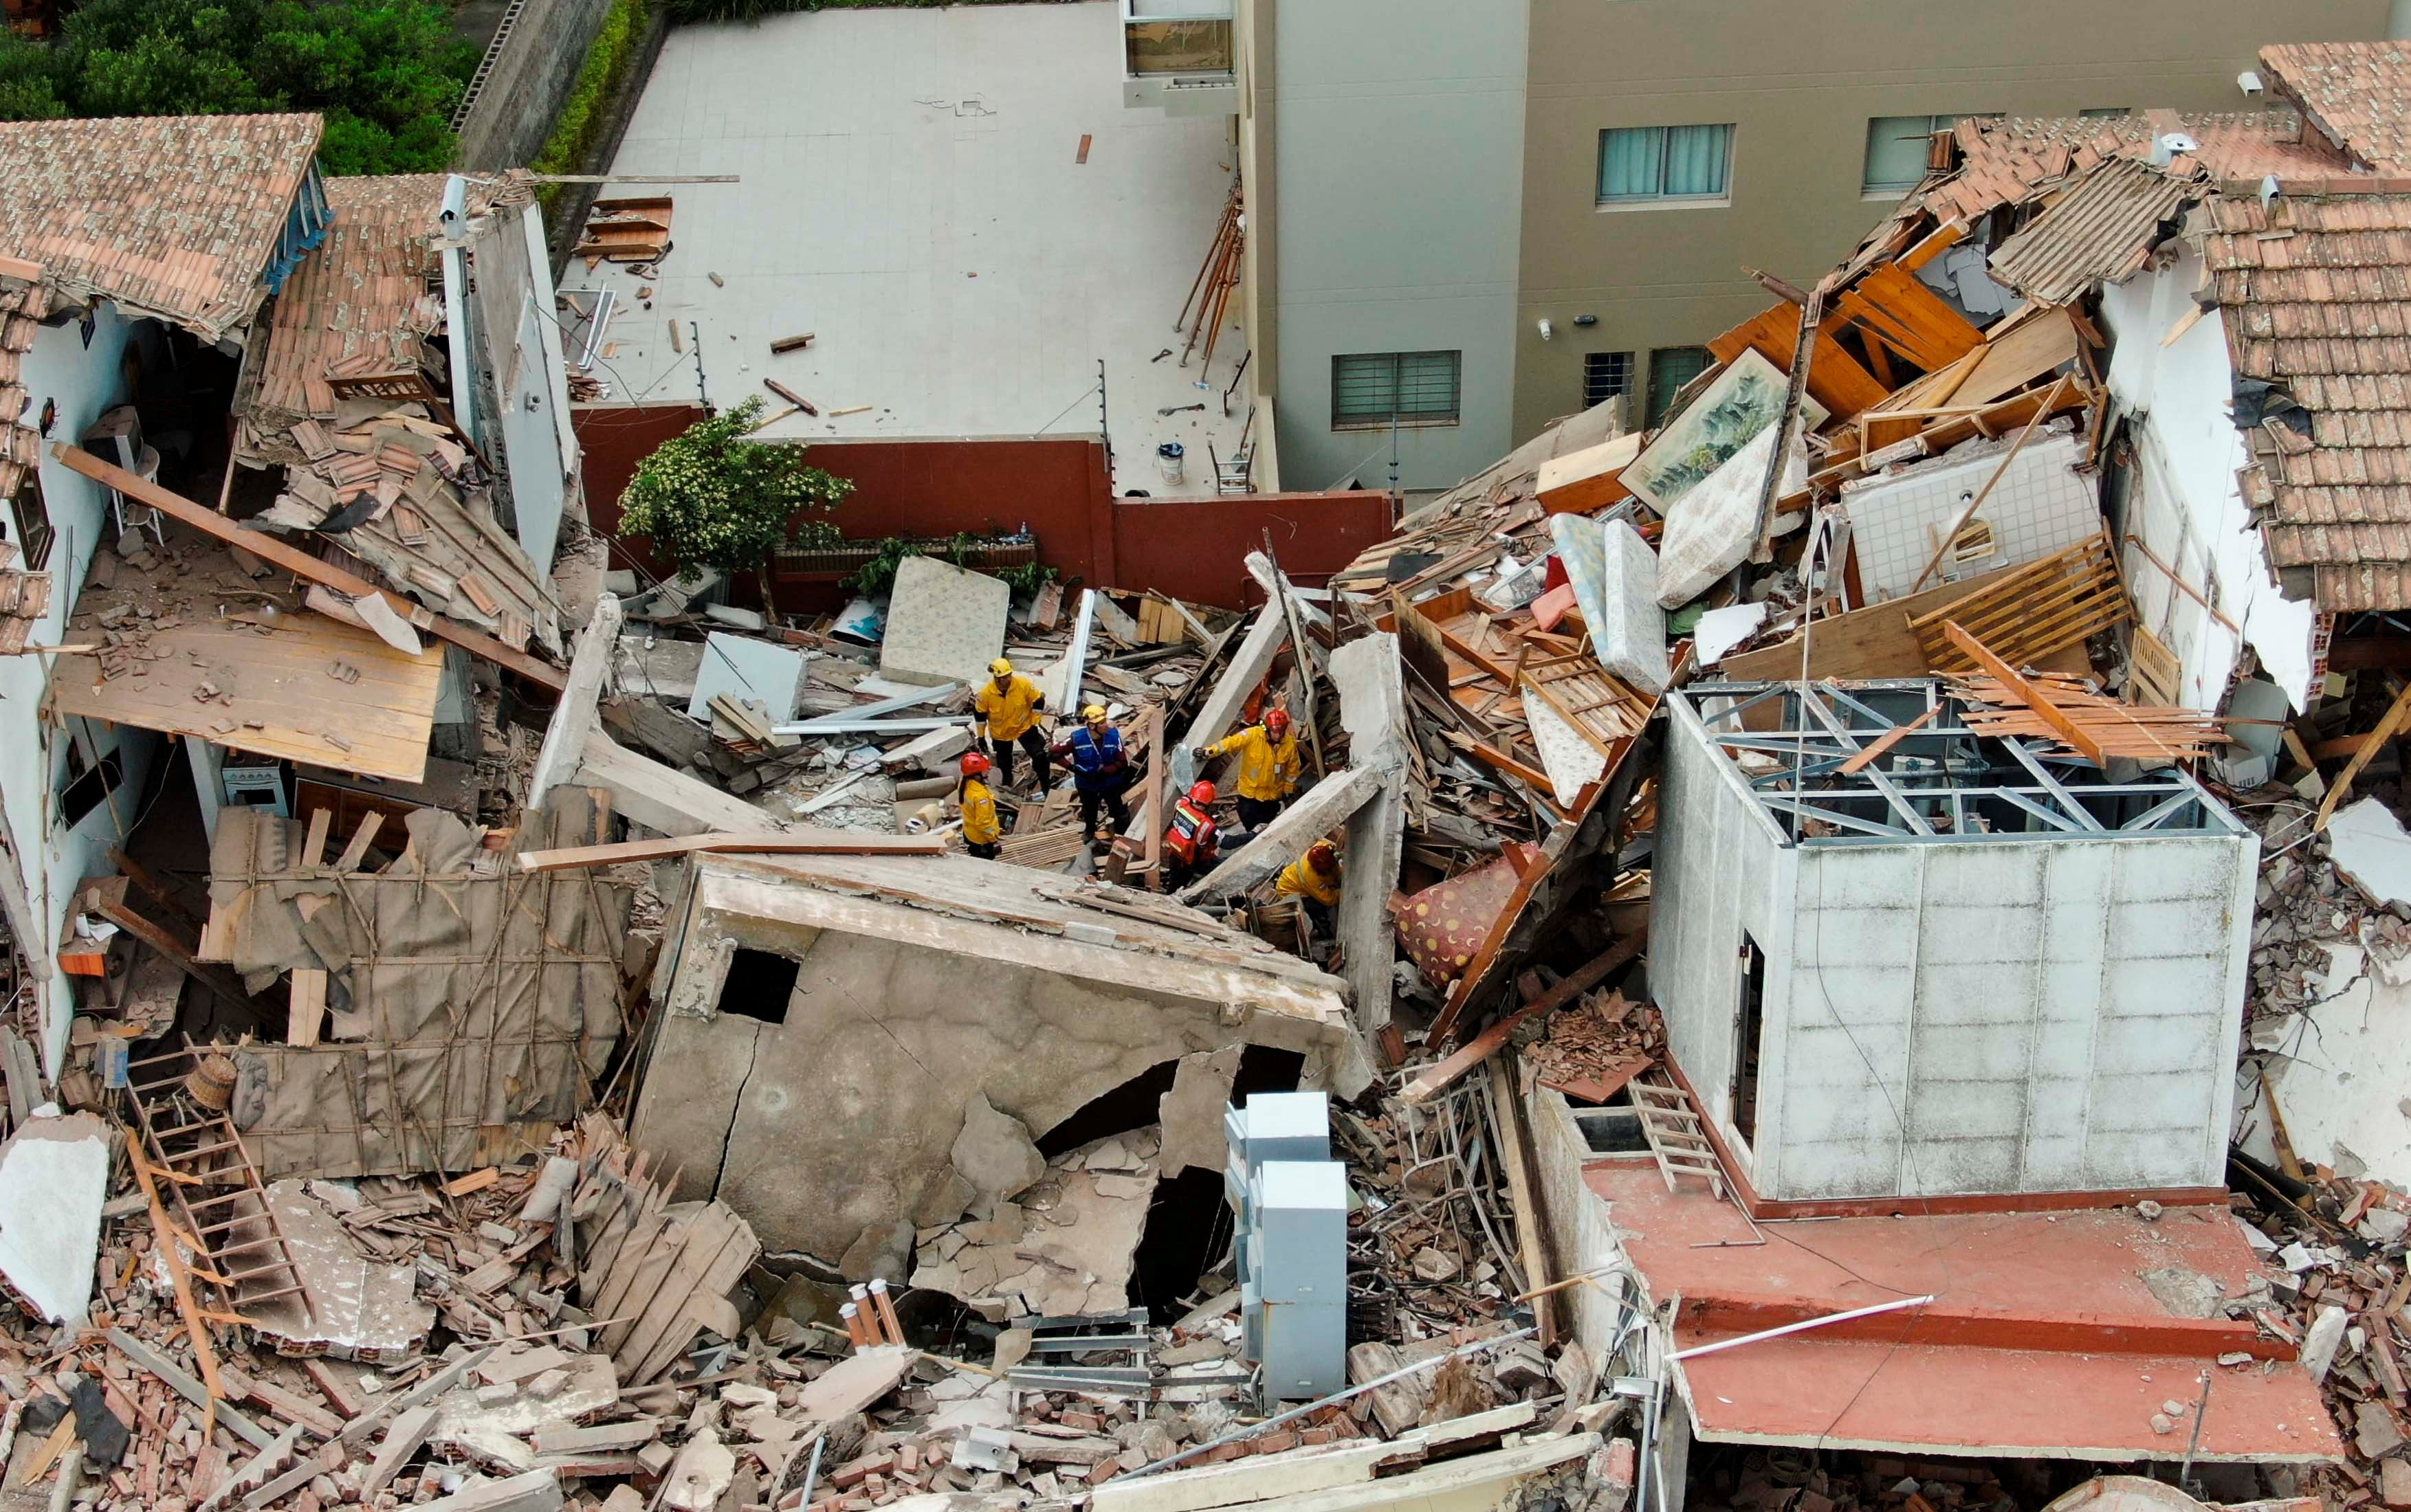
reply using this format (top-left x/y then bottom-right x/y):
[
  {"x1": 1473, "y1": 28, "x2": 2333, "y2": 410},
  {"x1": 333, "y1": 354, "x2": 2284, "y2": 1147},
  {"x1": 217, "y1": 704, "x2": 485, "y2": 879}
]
[
  {"x1": 1649, "y1": 693, "x2": 1793, "y2": 1183},
  {"x1": 2100, "y1": 244, "x2": 2317, "y2": 710},
  {"x1": 0, "y1": 307, "x2": 152, "y2": 1072},
  {"x1": 1653, "y1": 694, "x2": 2257, "y2": 1201},
  {"x1": 2244, "y1": 941, "x2": 2411, "y2": 1190}
]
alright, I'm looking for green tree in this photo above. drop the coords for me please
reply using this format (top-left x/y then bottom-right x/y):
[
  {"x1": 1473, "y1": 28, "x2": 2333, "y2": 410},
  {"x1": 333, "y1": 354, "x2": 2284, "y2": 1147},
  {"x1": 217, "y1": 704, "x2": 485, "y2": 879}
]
[
  {"x1": 617, "y1": 399, "x2": 854, "y2": 620},
  {"x1": 0, "y1": 0, "x2": 475, "y2": 175}
]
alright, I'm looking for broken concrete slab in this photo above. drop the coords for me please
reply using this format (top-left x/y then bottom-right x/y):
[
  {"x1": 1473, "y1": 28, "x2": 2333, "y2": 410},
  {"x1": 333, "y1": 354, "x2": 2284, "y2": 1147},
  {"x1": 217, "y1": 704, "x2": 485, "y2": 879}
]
[
  {"x1": 418, "y1": 1467, "x2": 565, "y2": 1512},
  {"x1": 250, "y1": 1179, "x2": 434, "y2": 1357},
  {"x1": 2330, "y1": 797, "x2": 2411, "y2": 907},
  {"x1": 1331, "y1": 634, "x2": 1409, "y2": 1032},
  {"x1": 1171, "y1": 601, "x2": 1288, "y2": 795},
  {"x1": 428, "y1": 1354, "x2": 619, "y2": 1474},
  {"x1": 527, "y1": 594, "x2": 620, "y2": 816},
  {"x1": 631, "y1": 850, "x2": 1367, "y2": 1263},
  {"x1": 791, "y1": 1344, "x2": 915, "y2": 1423},
  {"x1": 952, "y1": 1093, "x2": 1046, "y2": 1205},
  {"x1": 881, "y1": 556, "x2": 1011, "y2": 689},
  {"x1": 1158, "y1": 1046, "x2": 1243, "y2": 1175},
  {"x1": 915, "y1": 1133, "x2": 1160, "y2": 1316},
  {"x1": 687, "y1": 631, "x2": 804, "y2": 724},
  {"x1": 575, "y1": 730, "x2": 784, "y2": 838},
  {"x1": 1180, "y1": 766, "x2": 1384, "y2": 902},
  {"x1": 0, "y1": 1109, "x2": 109, "y2": 1324},
  {"x1": 1091, "y1": 1438, "x2": 1391, "y2": 1512}
]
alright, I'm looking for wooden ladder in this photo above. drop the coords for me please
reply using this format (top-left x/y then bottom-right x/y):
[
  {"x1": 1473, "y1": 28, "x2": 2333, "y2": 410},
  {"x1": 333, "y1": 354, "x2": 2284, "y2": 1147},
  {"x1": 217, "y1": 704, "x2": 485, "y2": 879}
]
[
  {"x1": 122, "y1": 1044, "x2": 313, "y2": 1326},
  {"x1": 1627, "y1": 1071, "x2": 1728, "y2": 1201}
]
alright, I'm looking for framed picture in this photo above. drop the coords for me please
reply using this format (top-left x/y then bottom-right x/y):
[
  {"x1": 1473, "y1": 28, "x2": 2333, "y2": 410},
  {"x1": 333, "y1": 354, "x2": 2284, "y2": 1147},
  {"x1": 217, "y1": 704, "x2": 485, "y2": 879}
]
[{"x1": 1620, "y1": 348, "x2": 1827, "y2": 515}]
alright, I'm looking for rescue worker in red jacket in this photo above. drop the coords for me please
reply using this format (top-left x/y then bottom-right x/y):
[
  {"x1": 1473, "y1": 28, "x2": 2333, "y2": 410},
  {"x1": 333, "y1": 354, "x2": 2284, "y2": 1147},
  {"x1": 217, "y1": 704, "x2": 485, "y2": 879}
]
[{"x1": 1162, "y1": 781, "x2": 1222, "y2": 889}]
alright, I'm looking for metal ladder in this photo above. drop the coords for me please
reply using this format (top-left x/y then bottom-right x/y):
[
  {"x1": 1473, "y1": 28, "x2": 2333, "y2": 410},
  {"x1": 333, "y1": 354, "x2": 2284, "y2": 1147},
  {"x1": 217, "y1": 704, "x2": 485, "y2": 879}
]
[
  {"x1": 1627, "y1": 1071, "x2": 1728, "y2": 1201},
  {"x1": 451, "y1": 0, "x2": 531, "y2": 131},
  {"x1": 122, "y1": 1043, "x2": 313, "y2": 1326}
]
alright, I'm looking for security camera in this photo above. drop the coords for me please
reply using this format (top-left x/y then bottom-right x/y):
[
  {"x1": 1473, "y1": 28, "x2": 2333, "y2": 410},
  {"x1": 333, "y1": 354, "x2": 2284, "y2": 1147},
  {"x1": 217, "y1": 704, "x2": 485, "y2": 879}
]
[
  {"x1": 2238, "y1": 69, "x2": 2265, "y2": 96},
  {"x1": 1537, "y1": 318, "x2": 1554, "y2": 341}
]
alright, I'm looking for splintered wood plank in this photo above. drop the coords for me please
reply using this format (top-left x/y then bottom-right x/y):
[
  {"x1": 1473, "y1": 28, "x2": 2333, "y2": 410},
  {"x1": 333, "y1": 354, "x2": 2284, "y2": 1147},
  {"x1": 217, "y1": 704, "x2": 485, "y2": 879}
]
[
  {"x1": 1942, "y1": 622, "x2": 2105, "y2": 766},
  {"x1": 1908, "y1": 533, "x2": 2130, "y2": 672}
]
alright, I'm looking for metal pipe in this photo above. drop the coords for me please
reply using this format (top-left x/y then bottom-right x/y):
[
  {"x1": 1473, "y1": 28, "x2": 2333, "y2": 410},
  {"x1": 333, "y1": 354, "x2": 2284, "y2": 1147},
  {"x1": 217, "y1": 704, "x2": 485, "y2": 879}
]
[
  {"x1": 1121, "y1": 1326, "x2": 1539, "y2": 1480},
  {"x1": 839, "y1": 1302, "x2": 868, "y2": 1349},
  {"x1": 869, "y1": 1278, "x2": 905, "y2": 1347},
  {"x1": 1666, "y1": 1294, "x2": 1935, "y2": 1361}
]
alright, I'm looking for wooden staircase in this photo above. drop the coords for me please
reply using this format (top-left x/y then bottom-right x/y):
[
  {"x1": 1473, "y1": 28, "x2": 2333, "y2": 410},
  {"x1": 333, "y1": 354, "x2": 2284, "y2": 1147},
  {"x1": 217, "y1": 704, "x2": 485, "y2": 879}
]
[
  {"x1": 122, "y1": 1043, "x2": 312, "y2": 1327},
  {"x1": 1627, "y1": 1071, "x2": 1728, "y2": 1201}
]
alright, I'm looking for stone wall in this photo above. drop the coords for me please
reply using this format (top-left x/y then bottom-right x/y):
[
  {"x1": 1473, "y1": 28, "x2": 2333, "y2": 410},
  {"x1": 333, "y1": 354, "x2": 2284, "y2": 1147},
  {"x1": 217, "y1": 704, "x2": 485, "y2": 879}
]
[{"x1": 453, "y1": 0, "x2": 618, "y2": 172}]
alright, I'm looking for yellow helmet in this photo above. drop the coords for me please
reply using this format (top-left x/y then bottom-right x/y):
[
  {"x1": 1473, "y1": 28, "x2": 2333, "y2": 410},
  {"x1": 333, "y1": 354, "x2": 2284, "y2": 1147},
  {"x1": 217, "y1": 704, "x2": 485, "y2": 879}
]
[
  {"x1": 1083, "y1": 704, "x2": 1108, "y2": 723},
  {"x1": 989, "y1": 658, "x2": 1014, "y2": 677}
]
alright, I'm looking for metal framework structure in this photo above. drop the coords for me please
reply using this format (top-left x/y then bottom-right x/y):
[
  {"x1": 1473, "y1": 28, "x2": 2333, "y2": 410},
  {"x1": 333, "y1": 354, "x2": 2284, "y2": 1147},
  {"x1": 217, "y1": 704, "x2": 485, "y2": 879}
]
[{"x1": 1680, "y1": 679, "x2": 2243, "y2": 845}]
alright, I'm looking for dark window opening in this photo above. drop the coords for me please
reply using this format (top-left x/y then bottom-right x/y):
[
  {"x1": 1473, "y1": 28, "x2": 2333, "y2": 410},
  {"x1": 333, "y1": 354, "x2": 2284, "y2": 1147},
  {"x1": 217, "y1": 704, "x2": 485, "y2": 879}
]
[
  {"x1": 1732, "y1": 933, "x2": 1766, "y2": 1144},
  {"x1": 60, "y1": 746, "x2": 122, "y2": 829},
  {"x1": 1645, "y1": 346, "x2": 1713, "y2": 429},
  {"x1": 1583, "y1": 351, "x2": 1634, "y2": 411},
  {"x1": 718, "y1": 946, "x2": 800, "y2": 1023},
  {"x1": 9, "y1": 468, "x2": 53, "y2": 572}
]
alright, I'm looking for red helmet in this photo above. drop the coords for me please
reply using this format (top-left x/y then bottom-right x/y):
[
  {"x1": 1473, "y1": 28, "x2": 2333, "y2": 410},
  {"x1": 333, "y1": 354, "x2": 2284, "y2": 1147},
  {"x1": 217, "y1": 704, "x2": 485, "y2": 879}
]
[
  {"x1": 960, "y1": 751, "x2": 992, "y2": 776},
  {"x1": 1264, "y1": 709, "x2": 1291, "y2": 735},
  {"x1": 1187, "y1": 781, "x2": 1217, "y2": 805},
  {"x1": 1307, "y1": 839, "x2": 1339, "y2": 871}
]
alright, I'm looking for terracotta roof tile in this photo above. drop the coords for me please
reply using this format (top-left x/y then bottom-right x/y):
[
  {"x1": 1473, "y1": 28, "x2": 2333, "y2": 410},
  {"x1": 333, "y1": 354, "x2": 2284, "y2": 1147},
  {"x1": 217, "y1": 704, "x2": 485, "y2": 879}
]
[
  {"x1": 2205, "y1": 190, "x2": 2411, "y2": 610},
  {"x1": 2263, "y1": 42, "x2": 2411, "y2": 171},
  {"x1": 250, "y1": 174, "x2": 450, "y2": 425},
  {"x1": 0, "y1": 113, "x2": 323, "y2": 518}
]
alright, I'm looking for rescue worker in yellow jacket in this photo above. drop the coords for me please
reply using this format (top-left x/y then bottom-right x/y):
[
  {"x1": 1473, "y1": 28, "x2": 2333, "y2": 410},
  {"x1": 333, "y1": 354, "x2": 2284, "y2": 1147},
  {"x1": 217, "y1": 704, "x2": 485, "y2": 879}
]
[
  {"x1": 1193, "y1": 707, "x2": 1301, "y2": 835},
  {"x1": 973, "y1": 658, "x2": 1050, "y2": 792},
  {"x1": 956, "y1": 751, "x2": 1004, "y2": 860},
  {"x1": 1277, "y1": 838, "x2": 1343, "y2": 935}
]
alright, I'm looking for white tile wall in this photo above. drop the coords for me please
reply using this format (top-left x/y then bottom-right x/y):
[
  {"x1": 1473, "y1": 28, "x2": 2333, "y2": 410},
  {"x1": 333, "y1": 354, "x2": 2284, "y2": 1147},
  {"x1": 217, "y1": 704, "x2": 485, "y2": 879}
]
[{"x1": 1842, "y1": 430, "x2": 2099, "y2": 603}]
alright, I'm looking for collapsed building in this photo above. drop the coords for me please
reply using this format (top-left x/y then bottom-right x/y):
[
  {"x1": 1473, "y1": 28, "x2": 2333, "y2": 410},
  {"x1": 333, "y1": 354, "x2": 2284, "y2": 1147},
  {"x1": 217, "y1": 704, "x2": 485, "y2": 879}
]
[{"x1": 5, "y1": 41, "x2": 2411, "y2": 1512}]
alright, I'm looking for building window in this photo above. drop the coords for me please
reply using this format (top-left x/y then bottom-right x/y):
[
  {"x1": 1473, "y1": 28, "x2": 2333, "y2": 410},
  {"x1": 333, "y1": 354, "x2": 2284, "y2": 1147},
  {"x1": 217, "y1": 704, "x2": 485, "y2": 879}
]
[
  {"x1": 58, "y1": 742, "x2": 123, "y2": 829},
  {"x1": 8, "y1": 468, "x2": 52, "y2": 572},
  {"x1": 1644, "y1": 346, "x2": 1713, "y2": 430},
  {"x1": 1332, "y1": 350, "x2": 1462, "y2": 430},
  {"x1": 1863, "y1": 113, "x2": 1972, "y2": 195},
  {"x1": 1598, "y1": 124, "x2": 1733, "y2": 204},
  {"x1": 2080, "y1": 107, "x2": 2133, "y2": 119},
  {"x1": 1583, "y1": 351, "x2": 1634, "y2": 411},
  {"x1": 718, "y1": 946, "x2": 800, "y2": 1024}
]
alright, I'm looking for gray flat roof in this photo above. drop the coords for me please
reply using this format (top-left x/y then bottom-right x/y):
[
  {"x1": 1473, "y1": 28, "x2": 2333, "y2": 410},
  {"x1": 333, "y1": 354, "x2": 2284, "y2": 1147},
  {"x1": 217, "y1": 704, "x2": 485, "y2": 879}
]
[{"x1": 562, "y1": 2, "x2": 1250, "y2": 497}]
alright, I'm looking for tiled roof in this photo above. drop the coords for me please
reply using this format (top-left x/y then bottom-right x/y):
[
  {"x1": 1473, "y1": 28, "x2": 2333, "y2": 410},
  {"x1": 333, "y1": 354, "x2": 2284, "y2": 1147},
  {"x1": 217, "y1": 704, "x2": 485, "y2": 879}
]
[
  {"x1": 1921, "y1": 111, "x2": 2354, "y2": 225},
  {"x1": 1987, "y1": 157, "x2": 2201, "y2": 307},
  {"x1": 0, "y1": 114, "x2": 323, "y2": 342},
  {"x1": 2203, "y1": 192, "x2": 2411, "y2": 612},
  {"x1": 2263, "y1": 41, "x2": 2411, "y2": 172},
  {"x1": 250, "y1": 175, "x2": 450, "y2": 423},
  {"x1": 0, "y1": 113, "x2": 324, "y2": 533}
]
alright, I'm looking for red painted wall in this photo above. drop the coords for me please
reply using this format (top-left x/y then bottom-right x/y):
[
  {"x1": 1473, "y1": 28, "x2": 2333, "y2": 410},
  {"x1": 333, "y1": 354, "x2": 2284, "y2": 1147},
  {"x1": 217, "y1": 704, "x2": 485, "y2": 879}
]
[
  {"x1": 573, "y1": 406, "x2": 1392, "y2": 612},
  {"x1": 1110, "y1": 493, "x2": 1396, "y2": 608}
]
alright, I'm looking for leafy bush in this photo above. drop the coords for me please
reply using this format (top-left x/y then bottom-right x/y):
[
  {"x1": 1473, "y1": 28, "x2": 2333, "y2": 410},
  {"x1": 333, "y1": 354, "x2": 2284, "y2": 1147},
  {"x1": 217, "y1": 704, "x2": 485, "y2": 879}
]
[
  {"x1": 532, "y1": 0, "x2": 648, "y2": 218},
  {"x1": 664, "y1": 0, "x2": 1069, "y2": 25},
  {"x1": 618, "y1": 398, "x2": 855, "y2": 616},
  {"x1": 0, "y1": 0, "x2": 475, "y2": 175}
]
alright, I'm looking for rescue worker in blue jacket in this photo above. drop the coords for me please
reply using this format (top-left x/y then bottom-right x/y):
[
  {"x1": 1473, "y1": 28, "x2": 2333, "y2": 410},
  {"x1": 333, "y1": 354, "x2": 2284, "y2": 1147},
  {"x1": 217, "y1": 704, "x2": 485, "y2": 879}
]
[{"x1": 1052, "y1": 704, "x2": 1132, "y2": 844}]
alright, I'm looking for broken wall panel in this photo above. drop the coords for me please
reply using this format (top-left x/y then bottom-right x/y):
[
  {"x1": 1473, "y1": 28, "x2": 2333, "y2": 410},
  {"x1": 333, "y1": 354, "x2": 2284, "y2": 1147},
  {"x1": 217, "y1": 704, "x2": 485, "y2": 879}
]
[
  {"x1": 630, "y1": 852, "x2": 1368, "y2": 1263},
  {"x1": 206, "y1": 793, "x2": 632, "y2": 1179}
]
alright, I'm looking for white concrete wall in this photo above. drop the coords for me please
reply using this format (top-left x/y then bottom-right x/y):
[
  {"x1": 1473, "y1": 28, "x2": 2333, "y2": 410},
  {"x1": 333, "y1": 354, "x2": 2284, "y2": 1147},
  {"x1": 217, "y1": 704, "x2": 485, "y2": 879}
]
[
  {"x1": 0, "y1": 307, "x2": 148, "y2": 1071},
  {"x1": 2100, "y1": 245, "x2": 2317, "y2": 709},
  {"x1": 1654, "y1": 694, "x2": 2256, "y2": 1201},
  {"x1": 1773, "y1": 834, "x2": 2254, "y2": 1199},
  {"x1": 463, "y1": 203, "x2": 573, "y2": 578},
  {"x1": 1266, "y1": 0, "x2": 1528, "y2": 493},
  {"x1": 1649, "y1": 694, "x2": 1794, "y2": 1182}
]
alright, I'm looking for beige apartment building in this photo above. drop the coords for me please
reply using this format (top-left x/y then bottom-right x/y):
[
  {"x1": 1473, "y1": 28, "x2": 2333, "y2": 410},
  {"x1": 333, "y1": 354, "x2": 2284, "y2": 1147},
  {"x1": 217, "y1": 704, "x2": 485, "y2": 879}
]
[{"x1": 1125, "y1": 0, "x2": 2398, "y2": 494}]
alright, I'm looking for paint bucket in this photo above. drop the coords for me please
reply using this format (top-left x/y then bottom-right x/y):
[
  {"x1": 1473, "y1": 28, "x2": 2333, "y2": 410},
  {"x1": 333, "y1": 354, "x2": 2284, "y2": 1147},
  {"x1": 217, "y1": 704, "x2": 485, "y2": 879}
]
[{"x1": 1154, "y1": 441, "x2": 1186, "y2": 486}]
